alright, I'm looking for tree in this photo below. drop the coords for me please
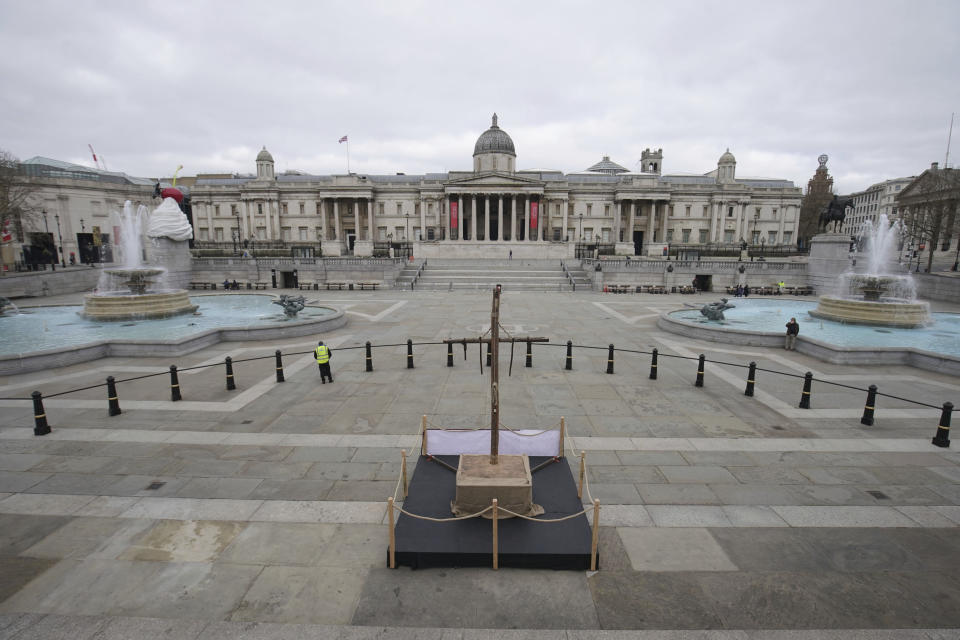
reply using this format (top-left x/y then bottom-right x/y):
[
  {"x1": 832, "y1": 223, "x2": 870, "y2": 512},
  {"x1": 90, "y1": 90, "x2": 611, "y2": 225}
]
[
  {"x1": 0, "y1": 149, "x2": 39, "y2": 243},
  {"x1": 897, "y1": 164, "x2": 960, "y2": 272}
]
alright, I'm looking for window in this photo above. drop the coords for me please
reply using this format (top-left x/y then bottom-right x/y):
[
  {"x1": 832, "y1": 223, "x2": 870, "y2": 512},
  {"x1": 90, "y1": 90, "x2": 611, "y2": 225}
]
[
  {"x1": 768, "y1": 231, "x2": 777, "y2": 244},
  {"x1": 257, "y1": 203, "x2": 263, "y2": 215},
  {"x1": 584, "y1": 229, "x2": 592, "y2": 241},
  {"x1": 282, "y1": 203, "x2": 288, "y2": 215},
  {"x1": 699, "y1": 229, "x2": 708, "y2": 243},
  {"x1": 397, "y1": 203, "x2": 403, "y2": 216},
  {"x1": 666, "y1": 229, "x2": 674, "y2": 242},
  {"x1": 602, "y1": 229, "x2": 610, "y2": 242},
  {"x1": 681, "y1": 229, "x2": 691, "y2": 243},
  {"x1": 702, "y1": 205, "x2": 709, "y2": 217},
  {"x1": 299, "y1": 227, "x2": 308, "y2": 241},
  {"x1": 728, "y1": 206, "x2": 734, "y2": 217},
  {"x1": 299, "y1": 202, "x2": 305, "y2": 215},
  {"x1": 752, "y1": 230, "x2": 760, "y2": 243},
  {"x1": 379, "y1": 227, "x2": 387, "y2": 240},
  {"x1": 755, "y1": 207, "x2": 762, "y2": 218},
  {"x1": 724, "y1": 230, "x2": 734, "y2": 243},
  {"x1": 214, "y1": 205, "x2": 220, "y2": 217},
  {"x1": 783, "y1": 231, "x2": 793, "y2": 244},
  {"x1": 604, "y1": 204, "x2": 610, "y2": 217},
  {"x1": 257, "y1": 227, "x2": 266, "y2": 239},
  {"x1": 316, "y1": 202, "x2": 322, "y2": 215},
  {"x1": 772, "y1": 208, "x2": 778, "y2": 217},
  {"x1": 378, "y1": 202, "x2": 384, "y2": 216},
  {"x1": 586, "y1": 204, "x2": 592, "y2": 216},
  {"x1": 685, "y1": 205, "x2": 691, "y2": 217},
  {"x1": 231, "y1": 204, "x2": 237, "y2": 216},
  {"x1": 199, "y1": 228, "x2": 208, "y2": 240},
  {"x1": 215, "y1": 228, "x2": 223, "y2": 241},
  {"x1": 281, "y1": 227, "x2": 291, "y2": 241}
]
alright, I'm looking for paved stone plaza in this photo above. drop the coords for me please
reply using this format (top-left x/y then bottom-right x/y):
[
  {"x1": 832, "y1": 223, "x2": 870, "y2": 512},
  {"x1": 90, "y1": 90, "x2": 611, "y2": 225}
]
[{"x1": 1, "y1": 289, "x2": 959, "y2": 639}]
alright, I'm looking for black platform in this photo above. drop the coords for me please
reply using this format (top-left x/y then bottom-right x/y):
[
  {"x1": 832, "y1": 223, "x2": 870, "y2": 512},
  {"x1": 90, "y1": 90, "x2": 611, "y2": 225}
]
[{"x1": 391, "y1": 455, "x2": 596, "y2": 570}]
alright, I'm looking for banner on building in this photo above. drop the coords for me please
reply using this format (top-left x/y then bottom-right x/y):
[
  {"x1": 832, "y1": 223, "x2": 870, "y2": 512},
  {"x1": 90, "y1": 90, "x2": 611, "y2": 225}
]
[
  {"x1": 530, "y1": 201, "x2": 538, "y2": 229},
  {"x1": 450, "y1": 201, "x2": 458, "y2": 229}
]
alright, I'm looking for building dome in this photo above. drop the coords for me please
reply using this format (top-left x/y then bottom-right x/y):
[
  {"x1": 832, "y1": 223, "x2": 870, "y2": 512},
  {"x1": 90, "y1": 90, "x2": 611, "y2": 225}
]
[
  {"x1": 473, "y1": 114, "x2": 516, "y2": 157},
  {"x1": 256, "y1": 146, "x2": 274, "y2": 163},
  {"x1": 718, "y1": 148, "x2": 736, "y2": 164}
]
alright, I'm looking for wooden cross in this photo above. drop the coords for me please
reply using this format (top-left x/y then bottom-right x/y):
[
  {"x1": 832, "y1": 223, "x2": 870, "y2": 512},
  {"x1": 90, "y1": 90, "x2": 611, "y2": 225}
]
[{"x1": 443, "y1": 285, "x2": 548, "y2": 464}]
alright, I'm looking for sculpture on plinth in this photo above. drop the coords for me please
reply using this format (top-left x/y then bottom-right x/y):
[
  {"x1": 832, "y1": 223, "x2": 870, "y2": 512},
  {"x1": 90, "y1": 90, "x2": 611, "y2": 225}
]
[
  {"x1": 273, "y1": 295, "x2": 306, "y2": 317},
  {"x1": 699, "y1": 298, "x2": 735, "y2": 321}
]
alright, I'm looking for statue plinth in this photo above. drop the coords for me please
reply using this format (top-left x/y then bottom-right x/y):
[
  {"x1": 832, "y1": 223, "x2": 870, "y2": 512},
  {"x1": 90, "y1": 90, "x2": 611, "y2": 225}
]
[{"x1": 452, "y1": 454, "x2": 542, "y2": 518}]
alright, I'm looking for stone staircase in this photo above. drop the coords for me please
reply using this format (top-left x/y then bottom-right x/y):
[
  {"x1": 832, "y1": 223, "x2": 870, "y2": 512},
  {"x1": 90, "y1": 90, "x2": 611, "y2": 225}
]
[{"x1": 398, "y1": 259, "x2": 592, "y2": 291}]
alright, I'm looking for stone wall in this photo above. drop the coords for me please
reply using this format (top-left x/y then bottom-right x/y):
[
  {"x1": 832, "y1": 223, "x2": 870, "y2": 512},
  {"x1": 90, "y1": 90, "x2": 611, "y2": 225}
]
[
  {"x1": 912, "y1": 273, "x2": 960, "y2": 303},
  {"x1": 0, "y1": 266, "x2": 102, "y2": 298},
  {"x1": 588, "y1": 258, "x2": 808, "y2": 293},
  {"x1": 189, "y1": 257, "x2": 406, "y2": 288}
]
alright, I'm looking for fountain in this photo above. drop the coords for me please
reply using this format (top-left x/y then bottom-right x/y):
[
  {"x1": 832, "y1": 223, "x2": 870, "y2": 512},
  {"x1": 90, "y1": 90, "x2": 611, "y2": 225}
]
[
  {"x1": 810, "y1": 214, "x2": 931, "y2": 328},
  {"x1": 81, "y1": 198, "x2": 199, "y2": 320}
]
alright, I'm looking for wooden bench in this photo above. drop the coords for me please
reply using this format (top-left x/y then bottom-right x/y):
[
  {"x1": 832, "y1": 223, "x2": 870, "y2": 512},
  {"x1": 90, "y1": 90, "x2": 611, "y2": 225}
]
[
  {"x1": 325, "y1": 282, "x2": 348, "y2": 290},
  {"x1": 254, "y1": 282, "x2": 269, "y2": 290},
  {"x1": 298, "y1": 282, "x2": 315, "y2": 290},
  {"x1": 357, "y1": 282, "x2": 380, "y2": 290}
]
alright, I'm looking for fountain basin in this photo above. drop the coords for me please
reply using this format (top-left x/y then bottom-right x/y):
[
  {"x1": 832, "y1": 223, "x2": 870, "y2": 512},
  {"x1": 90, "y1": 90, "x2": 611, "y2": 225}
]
[
  {"x1": 82, "y1": 290, "x2": 199, "y2": 321},
  {"x1": 810, "y1": 295, "x2": 931, "y2": 329}
]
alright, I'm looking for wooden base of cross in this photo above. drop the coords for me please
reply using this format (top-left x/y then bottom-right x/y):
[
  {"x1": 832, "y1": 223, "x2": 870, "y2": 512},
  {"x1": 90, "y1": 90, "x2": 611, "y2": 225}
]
[{"x1": 443, "y1": 284, "x2": 548, "y2": 465}]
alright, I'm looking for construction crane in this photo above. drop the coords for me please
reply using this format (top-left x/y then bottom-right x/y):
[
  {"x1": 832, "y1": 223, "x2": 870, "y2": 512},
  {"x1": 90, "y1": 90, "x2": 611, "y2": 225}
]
[{"x1": 87, "y1": 144, "x2": 107, "y2": 171}]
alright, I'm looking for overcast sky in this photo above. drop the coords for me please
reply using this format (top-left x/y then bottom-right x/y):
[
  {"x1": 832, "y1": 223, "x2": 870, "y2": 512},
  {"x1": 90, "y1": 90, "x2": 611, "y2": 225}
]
[{"x1": 1, "y1": 0, "x2": 957, "y2": 194}]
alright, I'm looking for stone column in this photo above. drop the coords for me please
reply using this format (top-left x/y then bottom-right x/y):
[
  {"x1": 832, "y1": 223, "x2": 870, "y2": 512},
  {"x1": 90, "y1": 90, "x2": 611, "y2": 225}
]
[
  {"x1": 420, "y1": 197, "x2": 426, "y2": 241},
  {"x1": 777, "y1": 206, "x2": 786, "y2": 245},
  {"x1": 368, "y1": 198, "x2": 374, "y2": 241},
  {"x1": 511, "y1": 196, "x2": 517, "y2": 242},
  {"x1": 333, "y1": 199, "x2": 340, "y2": 241},
  {"x1": 471, "y1": 195, "x2": 477, "y2": 242},
  {"x1": 660, "y1": 201, "x2": 669, "y2": 244},
  {"x1": 319, "y1": 199, "x2": 327, "y2": 241},
  {"x1": 524, "y1": 196, "x2": 530, "y2": 241},
  {"x1": 562, "y1": 199, "x2": 569, "y2": 242},
  {"x1": 205, "y1": 202, "x2": 213, "y2": 236},
  {"x1": 646, "y1": 201, "x2": 656, "y2": 244},
  {"x1": 734, "y1": 202, "x2": 743, "y2": 242},
  {"x1": 628, "y1": 201, "x2": 636, "y2": 244},
  {"x1": 615, "y1": 201, "x2": 622, "y2": 242},
  {"x1": 458, "y1": 195, "x2": 463, "y2": 242},
  {"x1": 482, "y1": 196, "x2": 489, "y2": 241},
  {"x1": 498, "y1": 195, "x2": 504, "y2": 242}
]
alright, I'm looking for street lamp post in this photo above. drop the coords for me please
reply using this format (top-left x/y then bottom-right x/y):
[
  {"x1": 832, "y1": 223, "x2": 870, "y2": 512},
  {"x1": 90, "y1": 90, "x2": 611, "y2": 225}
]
[{"x1": 54, "y1": 214, "x2": 65, "y2": 267}]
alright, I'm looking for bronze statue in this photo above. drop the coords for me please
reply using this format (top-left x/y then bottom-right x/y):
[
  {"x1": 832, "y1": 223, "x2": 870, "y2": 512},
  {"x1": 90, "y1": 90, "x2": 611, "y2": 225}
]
[{"x1": 819, "y1": 195, "x2": 853, "y2": 233}]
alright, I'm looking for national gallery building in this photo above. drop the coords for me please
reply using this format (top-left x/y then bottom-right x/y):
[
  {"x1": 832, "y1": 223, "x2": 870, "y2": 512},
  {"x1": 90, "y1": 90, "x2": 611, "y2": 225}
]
[
  {"x1": 12, "y1": 114, "x2": 802, "y2": 263},
  {"x1": 188, "y1": 114, "x2": 802, "y2": 258}
]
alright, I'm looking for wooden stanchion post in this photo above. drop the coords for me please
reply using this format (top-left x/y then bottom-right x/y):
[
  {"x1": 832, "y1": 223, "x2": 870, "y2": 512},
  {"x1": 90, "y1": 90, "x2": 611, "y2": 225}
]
[
  {"x1": 558, "y1": 417, "x2": 565, "y2": 458},
  {"x1": 421, "y1": 415, "x2": 427, "y2": 456},
  {"x1": 578, "y1": 451, "x2": 586, "y2": 499},
  {"x1": 590, "y1": 499, "x2": 600, "y2": 571},
  {"x1": 387, "y1": 497, "x2": 396, "y2": 569},
  {"x1": 492, "y1": 498, "x2": 499, "y2": 570},
  {"x1": 401, "y1": 450, "x2": 408, "y2": 498}
]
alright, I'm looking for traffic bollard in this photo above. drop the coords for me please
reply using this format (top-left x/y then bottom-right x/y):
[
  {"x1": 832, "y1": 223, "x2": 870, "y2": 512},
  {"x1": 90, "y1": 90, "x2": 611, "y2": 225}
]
[
  {"x1": 799, "y1": 371, "x2": 813, "y2": 409},
  {"x1": 447, "y1": 342, "x2": 454, "y2": 367},
  {"x1": 860, "y1": 384, "x2": 877, "y2": 426},
  {"x1": 366, "y1": 341, "x2": 374, "y2": 372},
  {"x1": 107, "y1": 376, "x2": 121, "y2": 416},
  {"x1": 407, "y1": 339, "x2": 414, "y2": 369},
  {"x1": 525, "y1": 341, "x2": 532, "y2": 368},
  {"x1": 565, "y1": 340, "x2": 573, "y2": 370},
  {"x1": 606, "y1": 344, "x2": 614, "y2": 374},
  {"x1": 649, "y1": 348, "x2": 658, "y2": 380},
  {"x1": 32, "y1": 391, "x2": 51, "y2": 436},
  {"x1": 695, "y1": 354, "x2": 705, "y2": 387},
  {"x1": 225, "y1": 357, "x2": 236, "y2": 391},
  {"x1": 744, "y1": 362, "x2": 756, "y2": 397},
  {"x1": 932, "y1": 401, "x2": 952, "y2": 448},
  {"x1": 170, "y1": 365, "x2": 182, "y2": 401},
  {"x1": 275, "y1": 350, "x2": 285, "y2": 383}
]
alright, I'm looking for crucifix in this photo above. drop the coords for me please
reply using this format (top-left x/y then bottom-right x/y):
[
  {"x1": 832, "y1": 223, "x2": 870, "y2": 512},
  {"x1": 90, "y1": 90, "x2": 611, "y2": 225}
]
[{"x1": 443, "y1": 285, "x2": 548, "y2": 464}]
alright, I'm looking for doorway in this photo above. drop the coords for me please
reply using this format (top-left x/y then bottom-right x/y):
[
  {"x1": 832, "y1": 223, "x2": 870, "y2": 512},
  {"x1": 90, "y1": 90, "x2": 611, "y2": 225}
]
[
  {"x1": 346, "y1": 231, "x2": 356, "y2": 254},
  {"x1": 281, "y1": 271, "x2": 298, "y2": 288},
  {"x1": 633, "y1": 230, "x2": 643, "y2": 256},
  {"x1": 693, "y1": 274, "x2": 712, "y2": 292}
]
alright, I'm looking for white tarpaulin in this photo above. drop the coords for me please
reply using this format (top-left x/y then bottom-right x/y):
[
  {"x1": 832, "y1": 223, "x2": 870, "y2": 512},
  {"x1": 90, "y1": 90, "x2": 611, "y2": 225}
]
[{"x1": 425, "y1": 428, "x2": 561, "y2": 457}]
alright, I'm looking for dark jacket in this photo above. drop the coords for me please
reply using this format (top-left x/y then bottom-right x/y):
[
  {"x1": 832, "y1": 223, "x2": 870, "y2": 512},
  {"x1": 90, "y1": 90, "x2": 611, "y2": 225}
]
[{"x1": 786, "y1": 321, "x2": 799, "y2": 336}]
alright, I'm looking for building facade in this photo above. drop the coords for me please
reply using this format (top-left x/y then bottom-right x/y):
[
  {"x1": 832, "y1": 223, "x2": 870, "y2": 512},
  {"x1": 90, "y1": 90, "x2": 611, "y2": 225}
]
[
  {"x1": 189, "y1": 115, "x2": 803, "y2": 257},
  {"x1": 848, "y1": 176, "x2": 915, "y2": 237},
  {"x1": 6, "y1": 115, "x2": 803, "y2": 265}
]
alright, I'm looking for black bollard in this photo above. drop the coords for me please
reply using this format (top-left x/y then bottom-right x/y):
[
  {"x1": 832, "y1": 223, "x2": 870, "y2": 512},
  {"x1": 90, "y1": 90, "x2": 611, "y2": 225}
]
[
  {"x1": 32, "y1": 391, "x2": 51, "y2": 436},
  {"x1": 799, "y1": 371, "x2": 813, "y2": 409},
  {"x1": 275, "y1": 350, "x2": 285, "y2": 383},
  {"x1": 932, "y1": 401, "x2": 952, "y2": 448},
  {"x1": 365, "y1": 341, "x2": 374, "y2": 372},
  {"x1": 407, "y1": 339, "x2": 414, "y2": 369},
  {"x1": 565, "y1": 340, "x2": 573, "y2": 370},
  {"x1": 107, "y1": 376, "x2": 121, "y2": 416},
  {"x1": 649, "y1": 348, "x2": 658, "y2": 380},
  {"x1": 860, "y1": 384, "x2": 877, "y2": 426},
  {"x1": 695, "y1": 354, "x2": 705, "y2": 387},
  {"x1": 525, "y1": 341, "x2": 532, "y2": 368},
  {"x1": 606, "y1": 344, "x2": 615, "y2": 374},
  {"x1": 744, "y1": 362, "x2": 756, "y2": 397},
  {"x1": 225, "y1": 357, "x2": 236, "y2": 391},
  {"x1": 486, "y1": 342, "x2": 491, "y2": 367},
  {"x1": 446, "y1": 342, "x2": 454, "y2": 367},
  {"x1": 170, "y1": 365, "x2": 182, "y2": 401}
]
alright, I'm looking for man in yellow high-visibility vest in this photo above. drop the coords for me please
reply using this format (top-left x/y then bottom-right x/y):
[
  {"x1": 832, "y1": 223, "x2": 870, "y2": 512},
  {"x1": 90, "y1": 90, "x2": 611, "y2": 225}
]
[{"x1": 315, "y1": 340, "x2": 333, "y2": 383}]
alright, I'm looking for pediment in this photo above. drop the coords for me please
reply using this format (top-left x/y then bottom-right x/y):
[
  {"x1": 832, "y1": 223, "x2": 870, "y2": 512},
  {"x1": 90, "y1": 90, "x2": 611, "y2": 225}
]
[{"x1": 445, "y1": 172, "x2": 543, "y2": 187}]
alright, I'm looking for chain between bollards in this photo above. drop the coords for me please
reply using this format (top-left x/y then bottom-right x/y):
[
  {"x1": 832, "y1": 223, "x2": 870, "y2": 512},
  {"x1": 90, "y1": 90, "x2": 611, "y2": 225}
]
[
  {"x1": 366, "y1": 341, "x2": 374, "y2": 372},
  {"x1": 107, "y1": 376, "x2": 121, "y2": 416},
  {"x1": 32, "y1": 391, "x2": 50, "y2": 436},
  {"x1": 695, "y1": 354, "x2": 705, "y2": 387},
  {"x1": 225, "y1": 357, "x2": 236, "y2": 391},
  {"x1": 169, "y1": 365, "x2": 182, "y2": 401},
  {"x1": 860, "y1": 384, "x2": 877, "y2": 426},
  {"x1": 565, "y1": 340, "x2": 573, "y2": 370},
  {"x1": 525, "y1": 341, "x2": 532, "y2": 368},
  {"x1": 606, "y1": 344, "x2": 614, "y2": 374},
  {"x1": 744, "y1": 362, "x2": 756, "y2": 397},
  {"x1": 407, "y1": 339, "x2": 414, "y2": 369},
  {"x1": 799, "y1": 371, "x2": 813, "y2": 409},
  {"x1": 649, "y1": 348, "x2": 658, "y2": 380},
  {"x1": 932, "y1": 401, "x2": 952, "y2": 448},
  {"x1": 275, "y1": 350, "x2": 285, "y2": 383}
]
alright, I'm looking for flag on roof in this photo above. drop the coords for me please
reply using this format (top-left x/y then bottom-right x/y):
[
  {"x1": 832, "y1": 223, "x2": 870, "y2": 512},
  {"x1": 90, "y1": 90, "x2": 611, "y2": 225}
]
[{"x1": 339, "y1": 135, "x2": 348, "y2": 143}]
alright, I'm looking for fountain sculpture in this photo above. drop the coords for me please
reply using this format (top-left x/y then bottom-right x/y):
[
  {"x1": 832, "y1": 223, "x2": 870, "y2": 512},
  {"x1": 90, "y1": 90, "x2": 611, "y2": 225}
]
[
  {"x1": 810, "y1": 213, "x2": 930, "y2": 328},
  {"x1": 272, "y1": 295, "x2": 307, "y2": 317},
  {"x1": 82, "y1": 198, "x2": 198, "y2": 320}
]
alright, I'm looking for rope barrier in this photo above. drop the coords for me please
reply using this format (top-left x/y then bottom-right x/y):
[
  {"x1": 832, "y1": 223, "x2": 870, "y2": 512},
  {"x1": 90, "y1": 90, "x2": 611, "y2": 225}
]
[
  {"x1": 395, "y1": 504, "x2": 493, "y2": 522},
  {"x1": 496, "y1": 506, "x2": 589, "y2": 522}
]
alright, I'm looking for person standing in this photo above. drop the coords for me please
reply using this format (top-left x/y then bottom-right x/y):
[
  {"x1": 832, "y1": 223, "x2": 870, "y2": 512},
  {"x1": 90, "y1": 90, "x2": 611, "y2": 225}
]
[
  {"x1": 315, "y1": 340, "x2": 333, "y2": 383},
  {"x1": 785, "y1": 317, "x2": 799, "y2": 350}
]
